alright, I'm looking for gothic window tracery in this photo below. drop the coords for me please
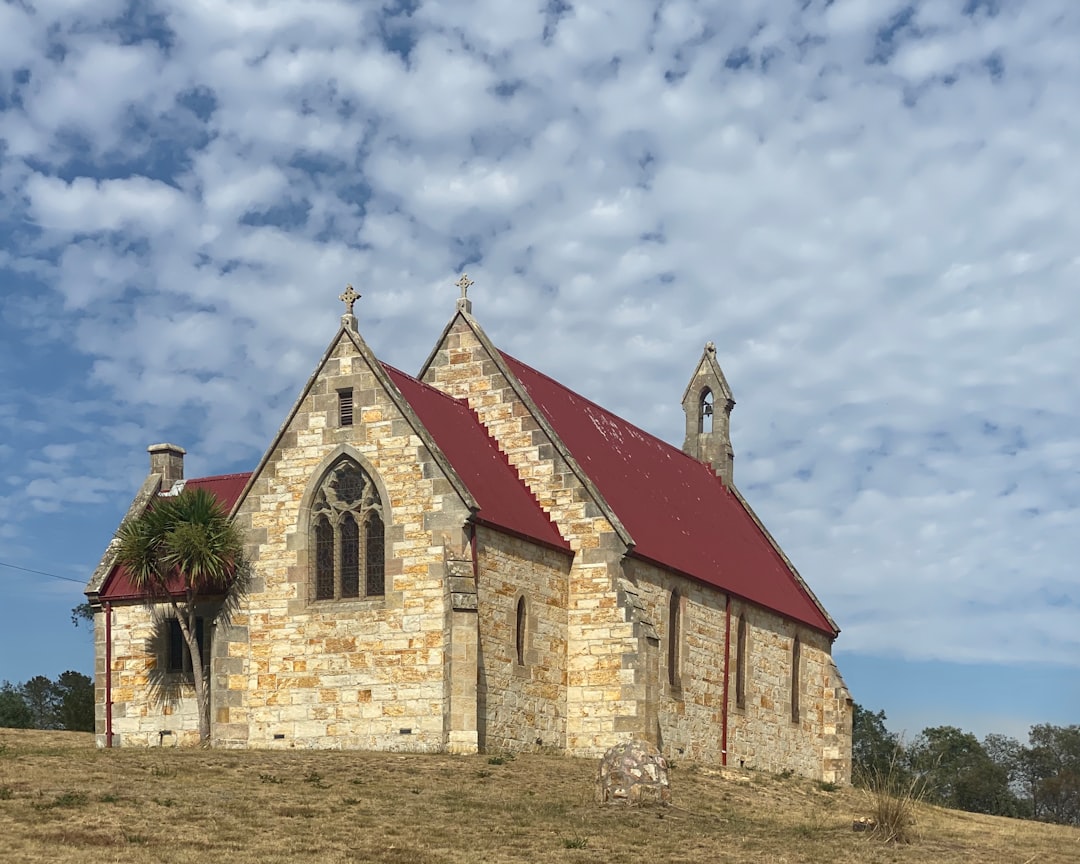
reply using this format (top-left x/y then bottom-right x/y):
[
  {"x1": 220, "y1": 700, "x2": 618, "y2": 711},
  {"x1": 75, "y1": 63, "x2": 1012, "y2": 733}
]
[{"x1": 310, "y1": 458, "x2": 386, "y2": 601}]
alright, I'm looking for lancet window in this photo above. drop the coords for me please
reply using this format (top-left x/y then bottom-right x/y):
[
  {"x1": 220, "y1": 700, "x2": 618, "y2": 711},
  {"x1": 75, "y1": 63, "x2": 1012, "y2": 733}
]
[{"x1": 310, "y1": 458, "x2": 386, "y2": 601}]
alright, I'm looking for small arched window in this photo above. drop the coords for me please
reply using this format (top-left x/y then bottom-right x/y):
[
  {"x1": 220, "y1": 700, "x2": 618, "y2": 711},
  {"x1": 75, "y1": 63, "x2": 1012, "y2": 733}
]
[
  {"x1": 515, "y1": 596, "x2": 527, "y2": 666},
  {"x1": 668, "y1": 590, "x2": 682, "y2": 688},
  {"x1": 735, "y1": 615, "x2": 748, "y2": 709},
  {"x1": 309, "y1": 457, "x2": 386, "y2": 601},
  {"x1": 699, "y1": 388, "x2": 714, "y2": 434},
  {"x1": 791, "y1": 635, "x2": 801, "y2": 723}
]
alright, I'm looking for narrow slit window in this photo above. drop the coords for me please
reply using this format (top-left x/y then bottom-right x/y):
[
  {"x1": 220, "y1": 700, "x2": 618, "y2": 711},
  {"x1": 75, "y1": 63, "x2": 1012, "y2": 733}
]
[
  {"x1": 515, "y1": 596, "x2": 527, "y2": 666},
  {"x1": 338, "y1": 388, "x2": 354, "y2": 427},
  {"x1": 668, "y1": 590, "x2": 681, "y2": 688},
  {"x1": 735, "y1": 615, "x2": 747, "y2": 709},
  {"x1": 791, "y1": 635, "x2": 801, "y2": 723}
]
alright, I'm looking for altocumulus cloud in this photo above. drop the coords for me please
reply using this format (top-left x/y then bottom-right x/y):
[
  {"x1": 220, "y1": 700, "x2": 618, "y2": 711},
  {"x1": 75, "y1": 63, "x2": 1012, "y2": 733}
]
[{"x1": 0, "y1": 0, "x2": 1078, "y2": 688}]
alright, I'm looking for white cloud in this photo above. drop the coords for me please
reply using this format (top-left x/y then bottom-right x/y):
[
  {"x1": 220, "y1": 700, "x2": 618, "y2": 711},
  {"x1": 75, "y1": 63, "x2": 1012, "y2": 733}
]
[{"x1": 0, "y1": 0, "x2": 1078, "y2": 680}]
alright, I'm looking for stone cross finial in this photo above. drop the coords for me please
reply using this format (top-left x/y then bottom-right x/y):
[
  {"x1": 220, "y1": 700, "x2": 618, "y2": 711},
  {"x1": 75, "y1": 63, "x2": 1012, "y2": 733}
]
[
  {"x1": 455, "y1": 273, "x2": 474, "y2": 314},
  {"x1": 339, "y1": 284, "x2": 361, "y2": 314}
]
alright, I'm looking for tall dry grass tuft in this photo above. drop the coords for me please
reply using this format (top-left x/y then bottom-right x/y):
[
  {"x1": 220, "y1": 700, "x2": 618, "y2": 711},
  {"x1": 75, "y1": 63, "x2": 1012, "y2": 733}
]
[{"x1": 859, "y1": 746, "x2": 931, "y2": 844}]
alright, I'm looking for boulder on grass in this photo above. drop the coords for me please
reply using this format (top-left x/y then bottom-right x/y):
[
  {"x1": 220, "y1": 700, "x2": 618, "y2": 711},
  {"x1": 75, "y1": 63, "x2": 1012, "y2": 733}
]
[{"x1": 596, "y1": 740, "x2": 671, "y2": 806}]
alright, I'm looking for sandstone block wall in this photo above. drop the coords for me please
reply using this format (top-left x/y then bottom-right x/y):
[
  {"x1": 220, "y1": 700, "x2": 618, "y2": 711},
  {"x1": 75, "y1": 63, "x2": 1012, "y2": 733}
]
[
  {"x1": 626, "y1": 559, "x2": 851, "y2": 782},
  {"x1": 476, "y1": 526, "x2": 571, "y2": 751},
  {"x1": 93, "y1": 603, "x2": 203, "y2": 748},
  {"x1": 422, "y1": 316, "x2": 641, "y2": 752},
  {"x1": 218, "y1": 331, "x2": 473, "y2": 751}
]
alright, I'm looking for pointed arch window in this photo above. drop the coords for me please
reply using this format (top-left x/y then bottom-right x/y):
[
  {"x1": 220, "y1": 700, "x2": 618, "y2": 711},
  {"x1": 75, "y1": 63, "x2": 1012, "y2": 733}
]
[{"x1": 309, "y1": 457, "x2": 386, "y2": 601}]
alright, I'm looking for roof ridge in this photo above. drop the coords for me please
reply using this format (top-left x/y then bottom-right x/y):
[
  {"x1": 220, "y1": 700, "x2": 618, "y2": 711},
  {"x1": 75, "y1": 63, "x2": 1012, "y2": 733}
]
[
  {"x1": 184, "y1": 472, "x2": 254, "y2": 483},
  {"x1": 500, "y1": 350, "x2": 724, "y2": 477}
]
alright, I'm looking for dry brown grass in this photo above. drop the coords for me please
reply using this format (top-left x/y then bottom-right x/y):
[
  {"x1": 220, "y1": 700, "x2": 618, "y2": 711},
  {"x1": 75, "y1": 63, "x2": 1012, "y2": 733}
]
[{"x1": 1, "y1": 728, "x2": 1077, "y2": 863}]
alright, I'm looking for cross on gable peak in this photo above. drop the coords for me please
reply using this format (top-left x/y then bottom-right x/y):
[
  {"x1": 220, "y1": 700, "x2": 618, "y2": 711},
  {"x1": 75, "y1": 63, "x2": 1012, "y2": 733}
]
[
  {"x1": 455, "y1": 273, "x2": 474, "y2": 314},
  {"x1": 339, "y1": 284, "x2": 361, "y2": 314}
]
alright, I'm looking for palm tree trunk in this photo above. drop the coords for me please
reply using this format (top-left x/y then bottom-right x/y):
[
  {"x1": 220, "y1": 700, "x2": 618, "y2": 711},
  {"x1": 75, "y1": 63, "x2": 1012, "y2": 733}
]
[{"x1": 172, "y1": 594, "x2": 211, "y2": 745}]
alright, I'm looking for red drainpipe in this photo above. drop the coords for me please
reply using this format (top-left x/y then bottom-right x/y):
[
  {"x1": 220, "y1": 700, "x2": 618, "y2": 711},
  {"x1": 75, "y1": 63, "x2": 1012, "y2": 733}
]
[
  {"x1": 104, "y1": 602, "x2": 114, "y2": 748},
  {"x1": 720, "y1": 595, "x2": 731, "y2": 766}
]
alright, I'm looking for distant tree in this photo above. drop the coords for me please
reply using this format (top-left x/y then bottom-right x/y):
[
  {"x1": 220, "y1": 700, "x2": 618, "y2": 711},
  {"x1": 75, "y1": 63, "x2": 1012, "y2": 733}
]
[
  {"x1": 983, "y1": 733, "x2": 1032, "y2": 817},
  {"x1": 851, "y1": 703, "x2": 902, "y2": 784},
  {"x1": 20, "y1": 675, "x2": 60, "y2": 730},
  {"x1": 114, "y1": 487, "x2": 250, "y2": 745},
  {"x1": 1021, "y1": 724, "x2": 1080, "y2": 825},
  {"x1": 0, "y1": 682, "x2": 32, "y2": 729},
  {"x1": 908, "y1": 725, "x2": 1021, "y2": 816},
  {"x1": 54, "y1": 671, "x2": 95, "y2": 732}
]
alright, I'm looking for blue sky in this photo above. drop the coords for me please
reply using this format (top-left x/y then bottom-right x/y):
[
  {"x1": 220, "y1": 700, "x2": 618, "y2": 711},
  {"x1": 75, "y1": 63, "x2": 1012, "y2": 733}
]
[{"x1": 1, "y1": 0, "x2": 1077, "y2": 743}]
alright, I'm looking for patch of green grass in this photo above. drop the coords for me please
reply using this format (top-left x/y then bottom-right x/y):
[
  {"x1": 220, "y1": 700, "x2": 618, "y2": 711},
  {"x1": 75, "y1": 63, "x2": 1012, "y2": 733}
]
[
  {"x1": 817, "y1": 780, "x2": 840, "y2": 793},
  {"x1": 304, "y1": 769, "x2": 329, "y2": 788},
  {"x1": 259, "y1": 773, "x2": 284, "y2": 784},
  {"x1": 35, "y1": 790, "x2": 88, "y2": 810},
  {"x1": 0, "y1": 785, "x2": 12, "y2": 800},
  {"x1": 98, "y1": 792, "x2": 121, "y2": 803}
]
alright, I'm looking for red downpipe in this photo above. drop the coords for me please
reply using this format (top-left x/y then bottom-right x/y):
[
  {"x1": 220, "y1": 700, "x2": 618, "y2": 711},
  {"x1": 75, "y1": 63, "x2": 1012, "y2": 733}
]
[
  {"x1": 720, "y1": 595, "x2": 731, "y2": 766},
  {"x1": 104, "y1": 602, "x2": 114, "y2": 748}
]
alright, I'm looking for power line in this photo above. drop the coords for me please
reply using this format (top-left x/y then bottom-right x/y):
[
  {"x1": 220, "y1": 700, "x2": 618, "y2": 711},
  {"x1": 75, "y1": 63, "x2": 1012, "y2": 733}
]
[{"x1": 0, "y1": 560, "x2": 85, "y2": 585}]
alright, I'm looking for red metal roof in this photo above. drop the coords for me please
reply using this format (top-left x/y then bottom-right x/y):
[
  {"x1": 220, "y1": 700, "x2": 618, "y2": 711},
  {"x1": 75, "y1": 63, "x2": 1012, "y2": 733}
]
[
  {"x1": 99, "y1": 473, "x2": 252, "y2": 601},
  {"x1": 384, "y1": 364, "x2": 569, "y2": 552},
  {"x1": 501, "y1": 352, "x2": 837, "y2": 636}
]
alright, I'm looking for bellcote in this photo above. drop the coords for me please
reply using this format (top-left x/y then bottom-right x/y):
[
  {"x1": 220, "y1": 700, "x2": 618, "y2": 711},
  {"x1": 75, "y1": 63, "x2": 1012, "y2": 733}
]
[{"x1": 681, "y1": 342, "x2": 735, "y2": 485}]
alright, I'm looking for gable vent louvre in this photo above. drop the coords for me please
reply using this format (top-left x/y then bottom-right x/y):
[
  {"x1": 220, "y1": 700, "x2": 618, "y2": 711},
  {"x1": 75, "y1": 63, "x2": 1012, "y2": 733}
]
[{"x1": 338, "y1": 388, "x2": 354, "y2": 427}]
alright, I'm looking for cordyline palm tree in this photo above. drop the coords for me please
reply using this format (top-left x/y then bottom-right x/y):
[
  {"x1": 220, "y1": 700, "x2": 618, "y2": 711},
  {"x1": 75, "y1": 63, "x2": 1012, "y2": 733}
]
[{"x1": 114, "y1": 487, "x2": 250, "y2": 745}]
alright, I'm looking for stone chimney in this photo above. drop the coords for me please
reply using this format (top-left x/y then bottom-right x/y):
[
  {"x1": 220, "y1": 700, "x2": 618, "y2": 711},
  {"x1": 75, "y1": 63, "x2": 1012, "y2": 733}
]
[{"x1": 148, "y1": 443, "x2": 186, "y2": 487}]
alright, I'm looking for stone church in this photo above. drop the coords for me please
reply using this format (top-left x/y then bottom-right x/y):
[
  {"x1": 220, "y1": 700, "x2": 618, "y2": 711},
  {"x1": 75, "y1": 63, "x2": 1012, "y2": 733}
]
[{"x1": 85, "y1": 281, "x2": 852, "y2": 782}]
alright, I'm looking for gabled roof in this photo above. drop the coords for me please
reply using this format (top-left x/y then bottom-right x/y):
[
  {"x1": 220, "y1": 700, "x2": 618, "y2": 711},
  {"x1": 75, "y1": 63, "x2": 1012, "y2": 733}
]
[
  {"x1": 383, "y1": 364, "x2": 568, "y2": 552},
  {"x1": 98, "y1": 473, "x2": 252, "y2": 602},
  {"x1": 501, "y1": 352, "x2": 837, "y2": 636}
]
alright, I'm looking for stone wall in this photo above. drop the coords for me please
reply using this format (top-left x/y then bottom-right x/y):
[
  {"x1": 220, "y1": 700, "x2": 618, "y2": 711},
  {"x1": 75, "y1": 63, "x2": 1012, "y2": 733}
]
[
  {"x1": 725, "y1": 601, "x2": 848, "y2": 781},
  {"x1": 475, "y1": 526, "x2": 571, "y2": 751},
  {"x1": 422, "y1": 315, "x2": 640, "y2": 752},
  {"x1": 216, "y1": 328, "x2": 474, "y2": 751},
  {"x1": 93, "y1": 602, "x2": 203, "y2": 748},
  {"x1": 625, "y1": 558, "x2": 851, "y2": 782}
]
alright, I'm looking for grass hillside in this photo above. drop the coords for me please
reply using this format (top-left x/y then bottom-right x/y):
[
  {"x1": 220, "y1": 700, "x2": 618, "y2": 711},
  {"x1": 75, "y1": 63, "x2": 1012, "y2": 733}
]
[{"x1": 1, "y1": 729, "x2": 1076, "y2": 863}]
